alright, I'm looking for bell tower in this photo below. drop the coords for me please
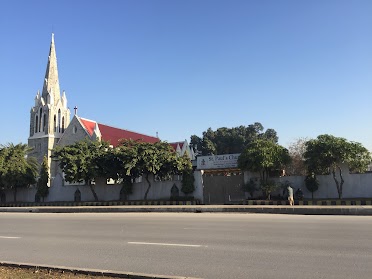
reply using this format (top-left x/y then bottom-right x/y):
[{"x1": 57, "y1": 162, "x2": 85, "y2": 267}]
[{"x1": 28, "y1": 34, "x2": 71, "y2": 177}]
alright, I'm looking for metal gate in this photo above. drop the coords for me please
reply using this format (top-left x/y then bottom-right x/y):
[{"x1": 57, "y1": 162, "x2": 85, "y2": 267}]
[{"x1": 202, "y1": 171, "x2": 244, "y2": 204}]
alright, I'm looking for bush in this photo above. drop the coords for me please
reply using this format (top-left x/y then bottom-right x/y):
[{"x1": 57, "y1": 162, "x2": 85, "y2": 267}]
[
  {"x1": 181, "y1": 170, "x2": 195, "y2": 195},
  {"x1": 305, "y1": 173, "x2": 319, "y2": 200},
  {"x1": 260, "y1": 180, "x2": 279, "y2": 200},
  {"x1": 241, "y1": 178, "x2": 257, "y2": 198}
]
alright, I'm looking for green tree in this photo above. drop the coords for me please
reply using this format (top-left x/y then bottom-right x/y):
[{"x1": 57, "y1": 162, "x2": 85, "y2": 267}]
[
  {"x1": 181, "y1": 166, "x2": 195, "y2": 196},
  {"x1": 260, "y1": 180, "x2": 279, "y2": 200},
  {"x1": 304, "y1": 134, "x2": 371, "y2": 199},
  {"x1": 115, "y1": 140, "x2": 192, "y2": 200},
  {"x1": 238, "y1": 139, "x2": 291, "y2": 200},
  {"x1": 136, "y1": 141, "x2": 191, "y2": 200},
  {"x1": 241, "y1": 178, "x2": 257, "y2": 198},
  {"x1": 36, "y1": 156, "x2": 49, "y2": 202},
  {"x1": 118, "y1": 176, "x2": 133, "y2": 201},
  {"x1": 114, "y1": 139, "x2": 144, "y2": 200},
  {"x1": 53, "y1": 139, "x2": 110, "y2": 201},
  {"x1": 190, "y1": 122, "x2": 278, "y2": 156},
  {"x1": 0, "y1": 143, "x2": 38, "y2": 202},
  {"x1": 304, "y1": 173, "x2": 319, "y2": 200}
]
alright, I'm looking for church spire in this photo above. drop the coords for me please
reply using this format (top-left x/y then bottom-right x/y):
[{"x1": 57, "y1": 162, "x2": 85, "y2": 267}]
[{"x1": 41, "y1": 33, "x2": 61, "y2": 104}]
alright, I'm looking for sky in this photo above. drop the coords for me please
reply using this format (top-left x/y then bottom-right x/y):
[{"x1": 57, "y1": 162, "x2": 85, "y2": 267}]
[{"x1": 0, "y1": 0, "x2": 371, "y2": 151}]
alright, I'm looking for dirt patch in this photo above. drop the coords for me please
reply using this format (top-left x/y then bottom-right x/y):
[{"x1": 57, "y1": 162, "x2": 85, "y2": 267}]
[{"x1": 0, "y1": 266, "x2": 116, "y2": 279}]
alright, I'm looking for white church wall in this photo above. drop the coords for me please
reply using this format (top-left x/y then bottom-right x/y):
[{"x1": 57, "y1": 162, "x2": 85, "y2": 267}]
[
  {"x1": 3, "y1": 187, "x2": 38, "y2": 203},
  {"x1": 57, "y1": 116, "x2": 91, "y2": 147},
  {"x1": 14, "y1": 173, "x2": 198, "y2": 202}
]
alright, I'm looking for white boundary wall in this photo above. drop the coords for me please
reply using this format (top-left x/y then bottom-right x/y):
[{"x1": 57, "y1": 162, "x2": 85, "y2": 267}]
[
  {"x1": 3, "y1": 173, "x2": 204, "y2": 203},
  {"x1": 244, "y1": 164, "x2": 372, "y2": 199}
]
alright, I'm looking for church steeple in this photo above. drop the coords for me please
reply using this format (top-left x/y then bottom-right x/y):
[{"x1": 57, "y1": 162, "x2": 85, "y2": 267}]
[
  {"x1": 29, "y1": 33, "x2": 71, "y2": 171},
  {"x1": 41, "y1": 33, "x2": 61, "y2": 104}
]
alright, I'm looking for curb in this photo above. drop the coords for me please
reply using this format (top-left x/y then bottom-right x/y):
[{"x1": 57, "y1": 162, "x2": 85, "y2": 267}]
[
  {"x1": 1, "y1": 205, "x2": 372, "y2": 215},
  {"x1": 245, "y1": 200, "x2": 372, "y2": 206},
  {"x1": 0, "y1": 261, "x2": 200, "y2": 279},
  {"x1": 0, "y1": 200, "x2": 201, "y2": 208}
]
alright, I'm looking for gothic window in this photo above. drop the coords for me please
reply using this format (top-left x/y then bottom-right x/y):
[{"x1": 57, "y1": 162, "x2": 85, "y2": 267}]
[
  {"x1": 58, "y1": 109, "x2": 61, "y2": 133},
  {"x1": 170, "y1": 184, "x2": 180, "y2": 199},
  {"x1": 35, "y1": 115, "x2": 39, "y2": 133},
  {"x1": 53, "y1": 115, "x2": 57, "y2": 132},
  {"x1": 43, "y1": 113, "x2": 47, "y2": 132},
  {"x1": 74, "y1": 189, "x2": 81, "y2": 202},
  {"x1": 62, "y1": 117, "x2": 65, "y2": 133},
  {"x1": 39, "y1": 108, "x2": 42, "y2": 132}
]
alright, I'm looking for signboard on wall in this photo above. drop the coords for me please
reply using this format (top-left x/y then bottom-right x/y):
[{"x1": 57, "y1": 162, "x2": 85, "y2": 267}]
[{"x1": 197, "y1": 154, "x2": 240, "y2": 170}]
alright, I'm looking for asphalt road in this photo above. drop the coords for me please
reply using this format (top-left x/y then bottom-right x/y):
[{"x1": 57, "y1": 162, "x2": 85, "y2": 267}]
[{"x1": 0, "y1": 212, "x2": 371, "y2": 279}]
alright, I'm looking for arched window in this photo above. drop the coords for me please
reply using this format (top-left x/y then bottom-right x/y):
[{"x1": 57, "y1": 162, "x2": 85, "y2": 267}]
[
  {"x1": 39, "y1": 108, "x2": 42, "y2": 132},
  {"x1": 58, "y1": 109, "x2": 61, "y2": 133},
  {"x1": 35, "y1": 115, "x2": 39, "y2": 133},
  {"x1": 43, "y1": 113, "x2": 47, "y2": 132},
  {"x1": 53, "y1": 115, "x2": 57, "y2": 132},
  {"x1": 62, "y1": 117, "x2": 65, "y2": 133},
  {"x1": 74, "y1": 189, "x2": 81, "y2": 202}
]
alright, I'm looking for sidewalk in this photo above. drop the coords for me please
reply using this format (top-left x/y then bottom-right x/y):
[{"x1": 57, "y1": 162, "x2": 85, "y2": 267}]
[{"x1": 1, "y1": 205, "x2": 372, "y2": 215}]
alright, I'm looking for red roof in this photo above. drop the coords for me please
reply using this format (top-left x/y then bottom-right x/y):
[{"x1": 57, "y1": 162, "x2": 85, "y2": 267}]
[
  {"x1": 169, "y1": 143, "x2": 179, "y2": 150},
  {"x1": 79, "y1": 118, "x2": 96, "y2": 136},
  {"x1": 79, "y1": 117, "x2": 159, "y2": 147},
  {"x1": 98, "y1": 123, "x2": 159, "y2": 146},
  {"x1": 169, "y1": 141, "x2": 185, "y2": 151}
]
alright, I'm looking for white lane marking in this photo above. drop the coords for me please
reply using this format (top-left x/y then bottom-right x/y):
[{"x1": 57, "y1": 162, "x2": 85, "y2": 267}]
[
  {"x1": 0, "y1": 236, "x2": 21, "y2": 239},
  {"x1": 128, "y1": 241, "x2": 206, "y2": 247}
]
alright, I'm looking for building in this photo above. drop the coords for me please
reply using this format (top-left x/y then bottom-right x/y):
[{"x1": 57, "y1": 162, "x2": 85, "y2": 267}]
[
  {"x1": 21, "y1": 34, "x2": 201, "y2": 203},
  {"x1": 28, "y1": 34, "x2": 70, "y2": 178}
]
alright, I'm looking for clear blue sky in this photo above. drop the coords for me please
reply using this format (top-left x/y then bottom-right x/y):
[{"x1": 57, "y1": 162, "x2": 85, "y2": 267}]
[{"x1": 1, "y1": 0, "x2": 371, "y2": 151}]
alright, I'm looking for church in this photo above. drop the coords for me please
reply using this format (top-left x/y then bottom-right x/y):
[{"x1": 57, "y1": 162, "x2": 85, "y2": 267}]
[{"x1": 22, "y1": 34, "x2": 199, "y2": 203}]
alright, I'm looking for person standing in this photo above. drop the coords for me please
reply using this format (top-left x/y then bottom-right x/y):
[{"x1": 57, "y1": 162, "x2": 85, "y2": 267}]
[{"x1": 287, "y1": 185, "x2": 294, "y2": 206}]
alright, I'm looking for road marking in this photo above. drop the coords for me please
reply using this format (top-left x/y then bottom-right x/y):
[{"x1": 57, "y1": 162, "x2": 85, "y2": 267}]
[
  {"x1": 0, "y1": 236, "x2": 21, "y2": 239},
  {"x1": 128, "y1": 241, "x2": 206, "y2": 247}
]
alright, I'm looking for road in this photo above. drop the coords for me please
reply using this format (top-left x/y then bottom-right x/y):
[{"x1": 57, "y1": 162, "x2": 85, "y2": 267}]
[{"x1": 0, "y1": 212, "x2": 371, "y2": 279}]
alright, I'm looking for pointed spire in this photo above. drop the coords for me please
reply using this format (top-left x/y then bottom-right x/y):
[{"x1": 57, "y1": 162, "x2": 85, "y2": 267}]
[{"x1": 41, "y1": 33, "x2": 61, "y2": 104}]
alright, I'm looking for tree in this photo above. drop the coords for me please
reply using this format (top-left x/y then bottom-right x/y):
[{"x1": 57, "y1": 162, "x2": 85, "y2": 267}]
[
  {"x1": 53, "y1": 139, "x2": 110, "y2": 201},
  {"x1": 304, "y1": 134, "x2": 371, "y2": 199},
  {"x1": 190, "y1": 122, "x2": 278, "y2": 156},
  {"x1": 181, "y1": 166, "x2": 195, "y2": 196},
  {"x1": 241, "y1": 178, "x2": 257, "y2": 198},
  {"x1": 116, "y1": 140, "x2": 192, "y2": 200},
  {"x1": 305, "y1": 173, "x2": 319, "y2": 200},
  {"x1": 140, "y1": 141, "x2": 192, "y2": 200},
  {"x1": 0, "y1": 143, "x2": 38, "y2": 202},
  {"x1": 36, "y1": 156, "x2": 49, "y2": 202},
  {"x1": 113, "y1": 139, "x2": 144, "y2": 200},
  {"x1": 286, "y1": 137, "x2": 308, "y2": 176},
  {"x1": 238, "y1": 139, "x2": 291, "y2": 200},
  {"x1": 260, "y1": 180, "x2": 279, "y2": 200}
]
